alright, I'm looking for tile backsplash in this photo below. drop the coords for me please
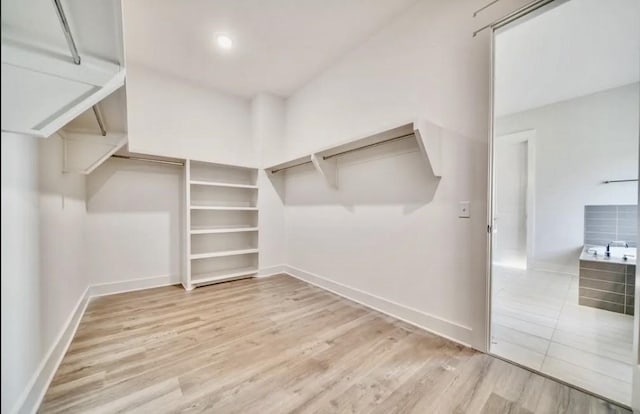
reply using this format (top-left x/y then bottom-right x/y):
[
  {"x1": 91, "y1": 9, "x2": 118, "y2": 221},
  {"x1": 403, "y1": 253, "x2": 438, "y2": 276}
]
[{"x1": 584, "y1": 205, "x2": 637, "y2": 247}]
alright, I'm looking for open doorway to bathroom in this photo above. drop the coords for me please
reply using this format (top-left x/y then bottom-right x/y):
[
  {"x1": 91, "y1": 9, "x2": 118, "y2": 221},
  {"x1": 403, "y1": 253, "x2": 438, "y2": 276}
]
[{"x1": 489, "y1": 0, "x2": 639, "y2": 406}]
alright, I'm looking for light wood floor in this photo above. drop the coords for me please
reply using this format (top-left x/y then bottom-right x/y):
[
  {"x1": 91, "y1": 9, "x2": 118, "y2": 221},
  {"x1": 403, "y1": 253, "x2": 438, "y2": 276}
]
[{"x1": 40, "y1": 275, "x2": 629, "y2": 413}]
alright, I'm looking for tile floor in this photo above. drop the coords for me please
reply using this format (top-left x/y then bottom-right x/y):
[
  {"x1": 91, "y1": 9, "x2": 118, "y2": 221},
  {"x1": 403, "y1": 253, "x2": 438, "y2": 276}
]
[{"x1": 491, "y1": 265, "x2": 634, "y2": 406}]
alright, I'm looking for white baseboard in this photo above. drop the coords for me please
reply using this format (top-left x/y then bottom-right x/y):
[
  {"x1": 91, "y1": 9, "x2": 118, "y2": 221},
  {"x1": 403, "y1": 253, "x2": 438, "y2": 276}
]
[
  {"x1": 13, "y1": 274, "x2": 175, "y2": 414},
  {"x1": 12, "y1": 287, "x2": 90, "y2": 414},
  {"x1": 257, "y1": 264, "x2": 287, "y2": 278},
  {"x1": 283, "y1": 265, "x2": 473, "y2": 348},
  {"x1": 89, "y1": 274, "x2": 177, "y2": 297}
]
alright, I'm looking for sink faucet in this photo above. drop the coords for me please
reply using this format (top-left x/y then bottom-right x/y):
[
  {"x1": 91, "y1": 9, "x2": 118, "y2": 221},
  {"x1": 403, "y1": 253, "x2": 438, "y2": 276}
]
[{"x1": 606, "y1": 241, "x2": 629, "y2": 257}]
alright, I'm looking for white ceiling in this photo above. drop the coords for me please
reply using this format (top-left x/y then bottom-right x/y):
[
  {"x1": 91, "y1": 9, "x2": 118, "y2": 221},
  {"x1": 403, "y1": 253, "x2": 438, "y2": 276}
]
[
  {"x1": 123, "y1": 0, "x2": 417, "y2": 98},
  {"x1": 494, "y1": 0, "x2": 640, "y2": 116}
]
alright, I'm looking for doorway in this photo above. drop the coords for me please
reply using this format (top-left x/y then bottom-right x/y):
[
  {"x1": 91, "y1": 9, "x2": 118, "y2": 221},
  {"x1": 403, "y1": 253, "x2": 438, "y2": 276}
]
[
  {"x1": 489, "y1": 0, "x2": 639, "y2": 407},
  {"x1": 493, "y1": 131, "x2": 535, "y2": 270}
]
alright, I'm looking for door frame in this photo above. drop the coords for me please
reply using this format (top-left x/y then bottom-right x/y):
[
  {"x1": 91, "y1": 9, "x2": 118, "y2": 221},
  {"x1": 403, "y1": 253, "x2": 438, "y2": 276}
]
[{"x1": 484, "y1": 0, "x2": 639, "y2": 410}]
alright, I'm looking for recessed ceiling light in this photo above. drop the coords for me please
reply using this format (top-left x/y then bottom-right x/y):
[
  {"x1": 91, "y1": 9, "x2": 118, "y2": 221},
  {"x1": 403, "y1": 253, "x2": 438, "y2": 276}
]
[{"x1": 216, "y1": 34, "x2": 233, "y2": 50}]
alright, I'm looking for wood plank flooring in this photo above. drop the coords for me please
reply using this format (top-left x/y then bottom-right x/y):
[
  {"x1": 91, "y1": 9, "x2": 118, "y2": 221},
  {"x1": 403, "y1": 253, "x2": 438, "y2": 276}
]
[{"x1": 40, "y1": 275, "x2": 629, "y2": 413}]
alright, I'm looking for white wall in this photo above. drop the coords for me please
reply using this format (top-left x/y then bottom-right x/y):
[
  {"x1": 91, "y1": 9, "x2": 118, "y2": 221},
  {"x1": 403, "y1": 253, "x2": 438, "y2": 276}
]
[
  {"x1": 38, "y1": 135, "x2": 88, "y2": 356},
  {"x1": 125, "y1": 63, "x2": 255, "y2": 166},
  {"x1": 282, "y1": 0, "x2": 490, "y2": 349},
  {"x1": 85, "y1": 157, "x2": 183, "y2": 287},
  {"x1": 1, "y1": 133, "x2": 88, "y2": 414},
  {"x1": 1, "y1": 133, "x2": 41, "y2": 414},
  {"x1": 251, "y1": 93, "x2": 286, "y2": 271},
  {"x1": 496, "y1": 83, "x2": 639, "y2": 274}
]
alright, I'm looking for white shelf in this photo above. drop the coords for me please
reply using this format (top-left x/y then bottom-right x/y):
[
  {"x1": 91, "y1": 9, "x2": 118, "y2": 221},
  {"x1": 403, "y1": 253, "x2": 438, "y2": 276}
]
[
  {"x1": 184, "y1": 160, "x2": 260, "y2": 291},
  {"x1": 265, "y1": 155, "x2": 312, "y2": 174},
  {"x1": 190, "y1": 180, "x2": 258, "y2": 189},
  {"x1": 264, "y1": 120, "x2": 443, "y2": 183},
  {"x1": 190, "y1": 226, "x2": 259, "y2": 235},
  {"x1": 190, "y1": 248, "x2": 259, "y2": 260},
  {"x1": 190, "y1": 206, "x2": 258, "y2": 211},
  {"x1": 191, "y1": 266, "x2": 258, "y2": 285}
]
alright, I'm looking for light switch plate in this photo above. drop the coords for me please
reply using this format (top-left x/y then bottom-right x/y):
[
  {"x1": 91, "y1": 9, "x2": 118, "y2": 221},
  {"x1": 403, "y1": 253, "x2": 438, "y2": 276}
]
[{"x1": 458, "y1": 201, "x2": 471, "y2": 218}]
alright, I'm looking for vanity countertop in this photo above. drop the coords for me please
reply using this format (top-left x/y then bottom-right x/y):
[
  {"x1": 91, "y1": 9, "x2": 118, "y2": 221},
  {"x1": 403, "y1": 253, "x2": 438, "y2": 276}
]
[{"x1": 579, "y1": 245, "x2": 636, "y2": 266}]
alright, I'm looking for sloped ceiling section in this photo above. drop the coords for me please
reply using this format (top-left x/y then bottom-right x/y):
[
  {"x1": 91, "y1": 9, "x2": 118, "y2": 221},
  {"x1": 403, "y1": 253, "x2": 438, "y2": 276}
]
[{"x1": 1, "y1": 0, "x2": 126, "y2": 138}]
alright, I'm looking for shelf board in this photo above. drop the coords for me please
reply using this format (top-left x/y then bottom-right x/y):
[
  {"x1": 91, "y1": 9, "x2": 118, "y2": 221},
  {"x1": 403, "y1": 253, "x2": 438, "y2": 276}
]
[
  {"x1": 190, "y1": 206, "x2": 258, "y2": 211},
  {"x1": 265, "y1": 154, "x2": 313, "y2": 174},
  {"x1": 190, "y1": 226, "x2": 259, "y2": 235},
  {"x1": 190, "y1": 180, "x2": 258, "y2": 189},
  {"x1": 191, "y1": 266, "x2": 258, "y2": 285},
  {"x1": 263, "y1": 120, "x2": 442, "y2": 180},
  {"x1": 190, "y1": 248, "x2": 259, "y2": 260}
]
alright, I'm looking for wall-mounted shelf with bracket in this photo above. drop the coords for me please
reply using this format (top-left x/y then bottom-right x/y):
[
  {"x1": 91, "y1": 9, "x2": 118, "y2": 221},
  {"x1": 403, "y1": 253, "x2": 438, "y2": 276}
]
[
  {"x1": 266, "y1": 154, "x2": 313, "y2": 174},
  {"x1": 264, "y1": 120, "x2": 443, "y2": 188},
  {"x1": 61, "y1": 131, "x2": 127, "y2": 174}
]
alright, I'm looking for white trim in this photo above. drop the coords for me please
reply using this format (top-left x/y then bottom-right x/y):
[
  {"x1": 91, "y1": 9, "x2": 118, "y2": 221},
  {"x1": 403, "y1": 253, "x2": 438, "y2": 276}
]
[
  {"x1": 89, "y1": 274, "x2": 176, "y2": 297},
  {"x1": 10, "y1": 287, "x2": 90, "y2": 414},
  {"x1": 257, "y1": 265, "x2": 288, "y2": 278},
  {"x1": 283, "y1": 265, "x2": 474, "y2": 348}
]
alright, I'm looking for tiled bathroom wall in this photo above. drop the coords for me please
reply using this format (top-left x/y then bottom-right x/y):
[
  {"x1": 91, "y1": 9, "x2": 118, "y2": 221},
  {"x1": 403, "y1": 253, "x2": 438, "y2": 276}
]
[{"x1": 584, "y1": 205, "x2": 637, "y2": 247}]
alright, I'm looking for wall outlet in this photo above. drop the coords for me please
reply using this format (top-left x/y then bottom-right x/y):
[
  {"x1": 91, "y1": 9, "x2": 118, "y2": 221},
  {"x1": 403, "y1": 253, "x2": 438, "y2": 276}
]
[{"x1": 458, "y1": 201, "x2": 471, "y2": 218}]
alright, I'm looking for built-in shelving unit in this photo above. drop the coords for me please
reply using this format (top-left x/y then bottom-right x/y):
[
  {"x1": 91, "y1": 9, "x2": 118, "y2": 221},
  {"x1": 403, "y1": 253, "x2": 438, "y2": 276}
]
[
  {"x1": 184, "y1": 160, "x2": 259, "y2": 290},
  {"x1": 264, "y1": 120, "x2": 443, "y2": 186}
]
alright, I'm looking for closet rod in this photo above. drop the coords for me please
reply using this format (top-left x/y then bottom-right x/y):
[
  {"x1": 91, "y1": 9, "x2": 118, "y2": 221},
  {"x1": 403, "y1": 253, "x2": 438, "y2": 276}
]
[
  {"x1": 271, "y1": 160, "x2": 313, "y2": 174},
  {"x1": 92, "y1": 105, "x2": 107, "y2": 136},
  {"x1": 322, "y1": 132, "x2": 415, "y2": 160},
  {"x1": 111, "y1": 154, "x2": 184, "y2": 166},
  {"x1": 52, "y1": 0, "x2": 81, "y2": 64},
  {"x1": 602, "y1": 179, "x2": 638, "y2": 184}
]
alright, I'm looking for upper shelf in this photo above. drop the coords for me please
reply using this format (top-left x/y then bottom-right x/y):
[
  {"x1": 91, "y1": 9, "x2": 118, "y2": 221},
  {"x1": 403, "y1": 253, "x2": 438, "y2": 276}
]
[
  {"x1": 1, "y1": 0, "x2": 125, "y2": 139},
  {"x1": 264, "y1": 120, "x2": 442, "y2": 186},
  {"x1": 266, "y1": 155, "x2": 313, "y2": 174},
  {"x1": 1, "y1": 36, "x2": 125, "y2": 138}
]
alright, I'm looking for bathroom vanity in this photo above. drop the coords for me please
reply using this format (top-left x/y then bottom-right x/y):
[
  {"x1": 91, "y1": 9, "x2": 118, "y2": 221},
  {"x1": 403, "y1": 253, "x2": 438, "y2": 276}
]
[
  {"x1": 579, "y1": 204, "x2": 637, "y2": 315},
  {"x1": 579, "y1": 248, "x2": 635, "y2": 315}
]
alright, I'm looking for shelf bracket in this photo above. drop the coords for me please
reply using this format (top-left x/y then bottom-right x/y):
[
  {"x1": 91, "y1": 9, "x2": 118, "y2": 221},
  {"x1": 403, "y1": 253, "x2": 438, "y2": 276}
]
[
  {"x1": 311, "y1": 153, "x2": 338, "y2": 188},
  {"x1": 413, "y1": 119, "x2": 442, "y2": 178}
]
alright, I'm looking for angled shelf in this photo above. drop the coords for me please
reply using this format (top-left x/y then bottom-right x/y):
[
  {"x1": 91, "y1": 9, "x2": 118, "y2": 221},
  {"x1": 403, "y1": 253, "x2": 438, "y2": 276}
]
[
  {"x1": 264, "y1": 120, "x2": 442, "y2": 187},
  {"x1": 184, "y1": 159, "x2": 260, "y2": 290}
]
